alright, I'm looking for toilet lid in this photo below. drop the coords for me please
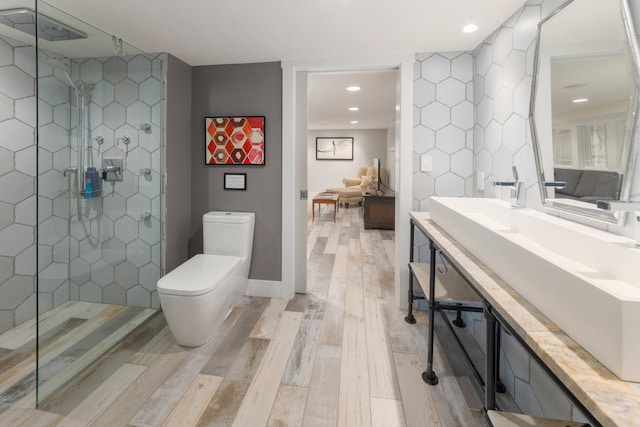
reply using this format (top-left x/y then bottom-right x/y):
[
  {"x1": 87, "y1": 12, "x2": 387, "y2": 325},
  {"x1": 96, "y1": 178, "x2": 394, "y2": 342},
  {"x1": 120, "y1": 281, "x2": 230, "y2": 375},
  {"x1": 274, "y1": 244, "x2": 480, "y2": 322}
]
[{"x1": 157, "y1": 254, "x2": 243, "y2": 296}]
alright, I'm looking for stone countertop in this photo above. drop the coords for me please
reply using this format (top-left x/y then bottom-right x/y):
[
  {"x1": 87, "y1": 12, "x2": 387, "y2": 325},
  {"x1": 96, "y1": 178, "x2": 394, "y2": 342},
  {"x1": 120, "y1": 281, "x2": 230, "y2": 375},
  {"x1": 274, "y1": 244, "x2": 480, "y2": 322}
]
[{"x1": 410, "y1": 211, "x2": 640, "y2": 427}]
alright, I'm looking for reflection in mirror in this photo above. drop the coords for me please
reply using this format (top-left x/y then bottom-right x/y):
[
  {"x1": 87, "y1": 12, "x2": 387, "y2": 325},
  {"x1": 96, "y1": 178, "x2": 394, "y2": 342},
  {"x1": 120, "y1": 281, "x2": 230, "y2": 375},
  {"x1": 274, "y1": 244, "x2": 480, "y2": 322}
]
[{"x1": 530, "y1": 0, "x2": 640, "y2": 224}]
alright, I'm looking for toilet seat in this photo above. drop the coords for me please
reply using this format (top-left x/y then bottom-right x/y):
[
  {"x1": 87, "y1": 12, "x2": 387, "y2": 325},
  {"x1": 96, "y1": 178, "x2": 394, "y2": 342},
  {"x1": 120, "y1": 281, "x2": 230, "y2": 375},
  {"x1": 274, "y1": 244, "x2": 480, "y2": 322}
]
[{"x1": 157, "y1": 254, "x2": 243, "y2": 297}]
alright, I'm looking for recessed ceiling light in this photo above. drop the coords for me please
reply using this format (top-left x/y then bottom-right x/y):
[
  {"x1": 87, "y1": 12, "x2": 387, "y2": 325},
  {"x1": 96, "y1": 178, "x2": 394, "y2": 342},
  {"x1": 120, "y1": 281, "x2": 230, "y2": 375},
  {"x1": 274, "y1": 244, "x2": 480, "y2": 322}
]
[
  {"x1": 348, "y1": 107, "x2": 359, "y2": 111},
  {"x1": 572, "y1": 98, "x2": 589, "y2": 103},
  {"x1": 346, "y1": 86, "x2": 361, "y2": 92},
  {"x1": 350, "y1": 120, "x2": 358, "y2": 124},
  {"x1": 462, "y1": 24, "x2": 478, "y2": 33}
]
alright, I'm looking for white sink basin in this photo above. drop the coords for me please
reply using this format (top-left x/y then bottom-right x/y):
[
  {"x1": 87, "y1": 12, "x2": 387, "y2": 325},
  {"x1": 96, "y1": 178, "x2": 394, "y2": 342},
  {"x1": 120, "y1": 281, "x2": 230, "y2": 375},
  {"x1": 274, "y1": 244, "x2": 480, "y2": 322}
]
[{"x1": 429, "y1": 196, "x2": 640, "y2": 382}]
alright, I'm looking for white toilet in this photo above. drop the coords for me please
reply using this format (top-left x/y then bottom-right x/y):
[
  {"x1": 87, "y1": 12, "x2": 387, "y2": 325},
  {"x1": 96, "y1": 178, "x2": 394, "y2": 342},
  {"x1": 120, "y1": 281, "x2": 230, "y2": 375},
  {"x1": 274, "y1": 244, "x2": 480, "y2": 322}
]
[{"x1": 157, "y1": 211, "x2": 255, "y2": 347}]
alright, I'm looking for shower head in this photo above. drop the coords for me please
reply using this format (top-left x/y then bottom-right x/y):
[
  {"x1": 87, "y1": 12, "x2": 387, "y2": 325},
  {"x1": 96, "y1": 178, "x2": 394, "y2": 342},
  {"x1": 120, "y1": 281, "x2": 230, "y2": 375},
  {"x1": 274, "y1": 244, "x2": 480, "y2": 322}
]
[
  {"x1": 0, "y1": 8, "x2": 86, "y2": 41},
  {"x1": 47, "y1": 57, "x2": 78, "y2": 92}
]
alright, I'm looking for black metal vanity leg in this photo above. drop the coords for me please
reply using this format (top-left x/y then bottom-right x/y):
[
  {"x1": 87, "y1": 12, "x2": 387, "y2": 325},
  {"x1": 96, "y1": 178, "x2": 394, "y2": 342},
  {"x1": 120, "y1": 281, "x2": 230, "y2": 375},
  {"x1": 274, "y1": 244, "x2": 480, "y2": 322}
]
[
  {"x1": 405, "y1": 272, "x2": 417, "y2": 324},
  {"x1": 422, "y1": 240, "x2": 439, "y2": 385},
  {"x1": 495, "y1": 322, "x2": 506, "y2": 393},
  {"x1": 452, "y1": 304, "x2": 466, "y2": 328},
  {"x1": 484, "y1": 305, "x2": 497, "y2": 412},
  {"x1": 405, "y1": 220, "x2": 417, "y2": 324}
]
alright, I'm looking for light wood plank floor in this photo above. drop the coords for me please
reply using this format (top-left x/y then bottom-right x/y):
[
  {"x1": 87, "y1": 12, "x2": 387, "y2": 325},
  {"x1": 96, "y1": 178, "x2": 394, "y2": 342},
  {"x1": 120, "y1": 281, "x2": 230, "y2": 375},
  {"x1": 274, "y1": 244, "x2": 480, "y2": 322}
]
[{"x1": 0, "y1": 204, "x2": 486, "y2": 426}]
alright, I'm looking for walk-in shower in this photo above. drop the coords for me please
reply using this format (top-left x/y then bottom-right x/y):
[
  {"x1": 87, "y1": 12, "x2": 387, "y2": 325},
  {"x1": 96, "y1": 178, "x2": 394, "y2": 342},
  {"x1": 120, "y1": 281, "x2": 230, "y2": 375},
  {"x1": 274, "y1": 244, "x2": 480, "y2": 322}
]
[{"x1": 0, "y1": 0, "x2": 164, "y2": 411}]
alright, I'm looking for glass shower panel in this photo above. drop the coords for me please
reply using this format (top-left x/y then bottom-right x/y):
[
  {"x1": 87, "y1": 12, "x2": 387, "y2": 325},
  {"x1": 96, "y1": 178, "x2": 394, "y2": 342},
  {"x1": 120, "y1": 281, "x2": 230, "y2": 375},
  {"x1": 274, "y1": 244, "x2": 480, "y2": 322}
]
[
  {"x1": 35, "y1": 1, "x2": 163, "y2": 407},
  {"x1": 37, "y1": 47, "x2": 72, "y2": 314}
]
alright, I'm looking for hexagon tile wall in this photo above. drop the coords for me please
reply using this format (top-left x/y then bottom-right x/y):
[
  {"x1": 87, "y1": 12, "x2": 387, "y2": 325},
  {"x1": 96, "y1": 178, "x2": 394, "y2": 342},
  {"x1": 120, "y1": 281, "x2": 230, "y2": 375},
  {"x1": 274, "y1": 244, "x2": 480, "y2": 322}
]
[
  {"x1": 0, "y1": 35, "x2": 36, "y2": 335},
  {"x1": 64, "y1": 54, "x2": 164, "y2": 309},
  {"x1": 0, "y1": 34, "x2": 164, "y2": 334},
  {"x1": 413, "y1": 52, "x2": 474, "y2": 213},
  {"x1": 472, "y1": 1, "x2": 545, "y2": 208}
]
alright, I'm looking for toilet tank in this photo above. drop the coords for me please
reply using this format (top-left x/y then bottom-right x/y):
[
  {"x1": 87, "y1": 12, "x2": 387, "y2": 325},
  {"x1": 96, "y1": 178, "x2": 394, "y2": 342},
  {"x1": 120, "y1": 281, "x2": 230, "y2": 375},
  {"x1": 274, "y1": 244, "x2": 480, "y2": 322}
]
[{"x1": 203, "y1": 211, "x2": 255, "y2": 259}]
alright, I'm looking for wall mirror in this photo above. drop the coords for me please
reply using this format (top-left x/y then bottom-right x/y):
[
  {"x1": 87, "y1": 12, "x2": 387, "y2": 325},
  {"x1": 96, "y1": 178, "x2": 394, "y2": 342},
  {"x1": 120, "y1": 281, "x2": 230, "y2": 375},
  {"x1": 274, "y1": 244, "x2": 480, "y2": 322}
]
[{"x1": 530, "y1": 0, "x2": 640, "y2": 224}]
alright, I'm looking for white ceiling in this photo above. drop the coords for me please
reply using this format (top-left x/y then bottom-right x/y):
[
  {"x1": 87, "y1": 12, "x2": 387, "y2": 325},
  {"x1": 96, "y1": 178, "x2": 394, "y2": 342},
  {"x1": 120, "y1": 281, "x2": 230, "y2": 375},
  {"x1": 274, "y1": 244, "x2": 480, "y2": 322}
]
[
  {"x1": 40, "y1": 0, "x2": 527, "y2": 66},
  {"x1": 0, "y1": 0, "x2": 528, "y2": 130},
  {"x1": 307, "y1": 70, "x2": 397, "y2": 130}
]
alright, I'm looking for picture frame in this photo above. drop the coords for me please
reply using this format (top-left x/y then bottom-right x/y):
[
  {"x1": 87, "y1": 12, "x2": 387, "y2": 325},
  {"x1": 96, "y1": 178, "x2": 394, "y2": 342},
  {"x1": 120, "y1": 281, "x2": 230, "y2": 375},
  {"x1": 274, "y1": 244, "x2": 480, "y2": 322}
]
[
  {"x1": 224, "y1": 173, "x2": 247, "y2": 190},
  {"x1": 315, "y1": 137, "x2": 354, "y2": 160},
  {"x1": 205, "y1": 116, "x2": 265, "y2": 165}
]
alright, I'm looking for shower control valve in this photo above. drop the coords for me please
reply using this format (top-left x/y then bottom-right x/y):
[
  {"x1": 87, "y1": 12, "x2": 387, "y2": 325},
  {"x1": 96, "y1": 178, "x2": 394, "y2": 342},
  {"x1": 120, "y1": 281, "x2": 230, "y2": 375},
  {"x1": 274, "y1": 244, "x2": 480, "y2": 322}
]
[{"x1": 139, "y1": 212, "x2": 152, "y2": 221}]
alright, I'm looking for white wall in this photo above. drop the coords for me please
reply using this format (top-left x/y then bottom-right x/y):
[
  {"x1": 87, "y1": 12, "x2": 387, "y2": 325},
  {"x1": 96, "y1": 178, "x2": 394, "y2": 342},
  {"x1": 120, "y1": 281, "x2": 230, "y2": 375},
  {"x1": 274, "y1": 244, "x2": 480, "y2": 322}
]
[
  {"x1": 307, "y1": 129, "x2": 387, "y2": 193},
  {"x1": 386, "y1": 127, "x2": 396, "y2": 191}
]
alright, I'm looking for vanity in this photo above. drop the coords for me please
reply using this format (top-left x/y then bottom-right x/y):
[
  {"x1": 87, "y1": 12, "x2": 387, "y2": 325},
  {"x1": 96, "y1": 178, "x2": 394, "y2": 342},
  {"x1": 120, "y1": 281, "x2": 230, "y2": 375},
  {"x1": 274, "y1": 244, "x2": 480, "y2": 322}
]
[{"x1": 407, "y1": 198, "x2": 640, "y2": 426}]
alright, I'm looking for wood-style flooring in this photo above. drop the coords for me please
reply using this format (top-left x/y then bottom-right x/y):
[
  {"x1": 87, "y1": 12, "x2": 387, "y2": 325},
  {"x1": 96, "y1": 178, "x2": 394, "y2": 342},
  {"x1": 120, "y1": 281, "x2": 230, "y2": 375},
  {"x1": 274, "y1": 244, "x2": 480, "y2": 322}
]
[{"x1": 0, "y1": 204, "x2": 485, "y2": 426}]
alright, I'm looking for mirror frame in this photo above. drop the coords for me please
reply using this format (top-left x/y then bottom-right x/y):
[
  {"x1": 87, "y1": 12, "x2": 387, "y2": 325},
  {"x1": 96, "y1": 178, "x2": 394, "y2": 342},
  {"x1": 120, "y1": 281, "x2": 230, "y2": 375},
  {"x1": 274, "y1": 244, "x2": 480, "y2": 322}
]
[{"x1": 529, "y1": 0, "x2": 640, "y2": 225}]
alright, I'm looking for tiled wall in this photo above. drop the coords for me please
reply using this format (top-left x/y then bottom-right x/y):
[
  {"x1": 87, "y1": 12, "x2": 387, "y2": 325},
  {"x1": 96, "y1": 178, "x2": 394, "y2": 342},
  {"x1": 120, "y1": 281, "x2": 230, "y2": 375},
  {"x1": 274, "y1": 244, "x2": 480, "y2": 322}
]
[
  {"x1": 412, "y1": 52, "x2": 474, "y2": 212},
  {"x1": 64, "y1": 54, "x2": 164, "y2": 308},
  {"x1": 0, "y1": 35, "x2": 36, "y2": 335},
  {"x1": 0, "y1": 41, "x2": 164, "y2": 334},
  {"x1": 472, "y1": 0, "x2": 567, "y2": 207}
]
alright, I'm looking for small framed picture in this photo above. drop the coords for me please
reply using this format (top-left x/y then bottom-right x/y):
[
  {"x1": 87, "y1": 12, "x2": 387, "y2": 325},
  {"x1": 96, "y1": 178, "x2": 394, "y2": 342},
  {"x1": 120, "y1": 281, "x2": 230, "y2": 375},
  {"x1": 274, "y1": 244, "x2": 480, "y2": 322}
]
[{"x1": 224, "y1": 173, "x2": 247, "y2": 190}]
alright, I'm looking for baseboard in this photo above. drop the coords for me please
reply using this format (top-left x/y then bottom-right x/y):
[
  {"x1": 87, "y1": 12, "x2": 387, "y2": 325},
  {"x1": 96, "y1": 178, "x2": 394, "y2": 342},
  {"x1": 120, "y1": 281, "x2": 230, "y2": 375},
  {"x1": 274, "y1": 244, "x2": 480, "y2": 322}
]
[{"x1": 245, "y1": 279, "x2": 283, "y2": 298}]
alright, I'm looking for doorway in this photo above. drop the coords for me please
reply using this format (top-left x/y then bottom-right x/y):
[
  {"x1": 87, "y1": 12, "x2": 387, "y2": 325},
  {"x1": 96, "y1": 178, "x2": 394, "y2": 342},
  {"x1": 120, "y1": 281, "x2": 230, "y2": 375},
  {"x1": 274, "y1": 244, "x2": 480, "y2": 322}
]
[{"x1": 281, "y1": 55, "x2": 414, "y2": 309}]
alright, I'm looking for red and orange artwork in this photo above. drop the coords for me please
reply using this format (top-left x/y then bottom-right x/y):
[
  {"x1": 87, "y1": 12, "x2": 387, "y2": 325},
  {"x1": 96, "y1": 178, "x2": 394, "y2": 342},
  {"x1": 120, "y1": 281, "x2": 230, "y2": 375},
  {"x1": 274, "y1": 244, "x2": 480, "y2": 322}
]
[{"x1": 205, "y1": 116, "x2": 265, "y2": 165}]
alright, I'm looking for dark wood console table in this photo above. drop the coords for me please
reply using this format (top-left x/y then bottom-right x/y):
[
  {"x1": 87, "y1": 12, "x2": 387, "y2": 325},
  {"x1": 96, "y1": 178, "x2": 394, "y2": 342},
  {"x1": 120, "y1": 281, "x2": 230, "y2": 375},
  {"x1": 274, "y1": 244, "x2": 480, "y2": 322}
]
[{"x1": 363, "y1": 193, "x2": 395, "y2": 229}]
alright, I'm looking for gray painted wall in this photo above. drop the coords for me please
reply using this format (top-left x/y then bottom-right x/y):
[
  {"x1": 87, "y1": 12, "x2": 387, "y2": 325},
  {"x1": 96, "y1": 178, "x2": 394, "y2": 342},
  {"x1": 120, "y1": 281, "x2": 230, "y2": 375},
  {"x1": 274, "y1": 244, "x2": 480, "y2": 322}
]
[
  {"x1": 165, "y1": 54, "x2": 192, "y2": 273},
  {"x1": 190, "y1": 62, "x2": 282, "y2": 282}
]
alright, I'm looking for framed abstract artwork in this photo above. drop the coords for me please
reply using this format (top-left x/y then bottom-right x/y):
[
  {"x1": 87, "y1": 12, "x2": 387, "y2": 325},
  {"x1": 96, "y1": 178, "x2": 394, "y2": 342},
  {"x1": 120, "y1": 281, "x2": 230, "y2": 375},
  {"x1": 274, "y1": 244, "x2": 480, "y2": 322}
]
[
  {"x1": 315, "y1": 137, "x2": 354, "y2": 160},
  {"x1": 205, "y1": 116, "x2": 265, "y2": 165}
]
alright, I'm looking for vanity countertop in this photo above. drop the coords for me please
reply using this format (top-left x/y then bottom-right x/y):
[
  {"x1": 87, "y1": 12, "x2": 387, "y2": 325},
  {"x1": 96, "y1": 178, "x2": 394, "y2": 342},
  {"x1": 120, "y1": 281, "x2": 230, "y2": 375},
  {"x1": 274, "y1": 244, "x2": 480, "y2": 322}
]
[{"x1": 410, "y1": 211, "x2": 640, "y2": 426}]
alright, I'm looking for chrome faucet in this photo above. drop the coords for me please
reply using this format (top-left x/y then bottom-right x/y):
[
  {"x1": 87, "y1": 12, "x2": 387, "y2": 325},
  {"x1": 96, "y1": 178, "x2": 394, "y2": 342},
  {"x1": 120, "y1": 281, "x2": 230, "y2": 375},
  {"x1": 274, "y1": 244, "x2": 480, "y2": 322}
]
[
  {"x1": 596, "y1": 200, "x2": 640, "y2": 246},
  {"x1": 494, "y1": 166, "x2": 525, "y2": 207},
  {"x1": 102, "y1": 165, "x2": 121, "y2": 174}
]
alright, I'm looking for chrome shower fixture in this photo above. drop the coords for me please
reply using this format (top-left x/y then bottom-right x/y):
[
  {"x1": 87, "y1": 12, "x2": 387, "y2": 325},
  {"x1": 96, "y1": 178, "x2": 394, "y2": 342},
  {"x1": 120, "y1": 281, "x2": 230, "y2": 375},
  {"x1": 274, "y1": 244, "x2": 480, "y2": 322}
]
[
  {"x1": 141, "y1": 123, "x2": 152, "y2": 133},
  {"x1": 112, "y1": 35, "x2": 126, "y2": 57},
  {"x1": 0, "y1": 8, "x2": 87, "y2": 41}
]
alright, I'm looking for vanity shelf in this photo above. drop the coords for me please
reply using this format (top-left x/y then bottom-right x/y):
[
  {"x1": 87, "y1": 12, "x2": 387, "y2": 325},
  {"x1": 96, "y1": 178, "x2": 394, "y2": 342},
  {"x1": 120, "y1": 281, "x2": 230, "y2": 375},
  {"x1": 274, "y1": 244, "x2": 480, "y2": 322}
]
[
  {"x1": 408, "y1": 262, "x2": 481, "y2": 303},
  {"x1": 487, "y1": 410, "x2": 588, "y2": 427},
  {"x1": 406, "y1": 221, "x2": 505, "y2": 396},
  {"x1": 406, "y1": 211, "x2": 627, "y2": 427}
]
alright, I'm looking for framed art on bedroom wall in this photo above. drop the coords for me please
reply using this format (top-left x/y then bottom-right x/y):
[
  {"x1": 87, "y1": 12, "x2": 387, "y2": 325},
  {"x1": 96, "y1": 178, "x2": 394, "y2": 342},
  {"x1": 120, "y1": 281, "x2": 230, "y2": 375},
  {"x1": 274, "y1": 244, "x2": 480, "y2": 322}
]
[
  {"x1": 205, "y1": 116, "x2": 265, "y2": 165},
  {"x1": 315, "y1": 137, "x2": 354, "y2": 160}
]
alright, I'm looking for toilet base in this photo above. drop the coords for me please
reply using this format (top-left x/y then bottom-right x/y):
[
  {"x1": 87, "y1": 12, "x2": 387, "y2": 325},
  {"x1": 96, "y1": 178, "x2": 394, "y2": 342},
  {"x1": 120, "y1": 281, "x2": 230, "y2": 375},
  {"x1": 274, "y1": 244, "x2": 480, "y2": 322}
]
[{"x1": 159, "y1": 273, "x2": 245, "y2": 347}]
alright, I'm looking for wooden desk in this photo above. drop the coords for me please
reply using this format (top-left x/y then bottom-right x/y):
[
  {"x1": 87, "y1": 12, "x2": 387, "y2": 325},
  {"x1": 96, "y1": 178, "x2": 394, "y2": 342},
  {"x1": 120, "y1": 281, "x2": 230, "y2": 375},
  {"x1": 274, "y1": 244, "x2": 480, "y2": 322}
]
[{"x1": 312, "y1": 193, "x2": 339, "y2": 222}]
